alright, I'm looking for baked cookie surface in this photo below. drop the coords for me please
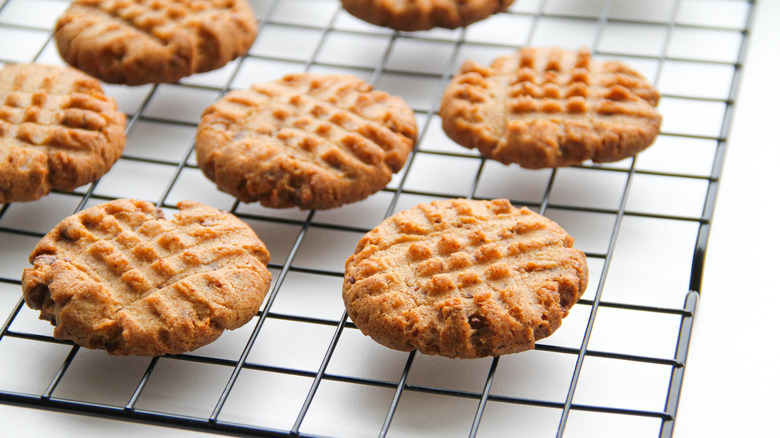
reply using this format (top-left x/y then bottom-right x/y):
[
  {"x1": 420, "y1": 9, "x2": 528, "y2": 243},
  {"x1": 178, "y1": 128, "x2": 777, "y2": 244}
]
[
  {"x1": 196, "y1": 73, "x2": 417, "y2": 210},
  {"x1": 343, "y1": 198, "x2": 588, "y2": 359},
  {"x1": 21, "y1": 199, "x2": 272, "y2": 356},
  {"x1": 0, "y1": 63, "x2": 126, "y2": 204},
  {"x1": 55, "y1": 0, "x2": 257, "y2": 85},
  {"x1": 342, "y1": 0, "x2": 515, "y2": 31},
  {"x1": 440, "y1": 47, "x2": 661, "y2": 168}
]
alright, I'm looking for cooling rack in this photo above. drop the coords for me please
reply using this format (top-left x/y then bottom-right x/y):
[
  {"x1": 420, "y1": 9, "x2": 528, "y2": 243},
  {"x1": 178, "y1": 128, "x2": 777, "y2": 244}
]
[{"x1": 0, "y1": 0, "x2": 756, "y2": 436}]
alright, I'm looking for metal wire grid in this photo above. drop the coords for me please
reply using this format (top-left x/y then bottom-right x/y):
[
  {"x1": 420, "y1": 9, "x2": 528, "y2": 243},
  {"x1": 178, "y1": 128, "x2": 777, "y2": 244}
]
[{"x1": 0, "y1": 0, "x2": 754, "y2": 436}]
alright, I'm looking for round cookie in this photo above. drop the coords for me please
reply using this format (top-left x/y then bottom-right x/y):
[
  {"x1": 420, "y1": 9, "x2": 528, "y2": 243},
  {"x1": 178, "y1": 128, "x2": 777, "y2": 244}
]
[
  {"x1": 343, "y1": 198, "x2": 588, "y2": 359},
  {"x1": 0, "y1": 63, "x2": 126, "y2": 204},
  {"x1": 21, "y1": 199, "x2": 272, "y2": 356},
  {"x1": 341, "y1": 0, "x2": 515, "y2": 32},
  {"x1": 195, "y1": 73, "x2": 418, "y2": 210},
  {"x1": 440, "y1": 47, "x2": 662, "y2": 168},
  {"x1": 55, "y1": 0, "x2": 258, "y2": 85}
]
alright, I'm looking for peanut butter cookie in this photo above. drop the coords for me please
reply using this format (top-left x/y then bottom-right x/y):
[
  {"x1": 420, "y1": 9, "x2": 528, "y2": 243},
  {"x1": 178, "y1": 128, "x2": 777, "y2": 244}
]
[
  {"x1": 196, "y1": 73, "x2": 418, "y2": 210},
  {"x1": 55, "y1": 0, "x2": 258, "y2": 85},
  {"x1": 342, "y1": 0, "x2": 515, "y2": 32},
  {"x1": 440, "y1": 47, "x2": 661, "y2": 168},
  {"x1": 343, "y1": 198, "x2": 588, "y2": 359},
  {"x1": 0, "y1": 63, "x2": 125, "y2": 203},
  {"x1": 21, "y1": 199, "x2": 272, "y2": 356}
]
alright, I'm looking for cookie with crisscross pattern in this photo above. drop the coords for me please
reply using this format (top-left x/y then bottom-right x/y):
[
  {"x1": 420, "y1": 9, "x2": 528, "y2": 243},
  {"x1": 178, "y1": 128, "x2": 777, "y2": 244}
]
[
  {"x1": 0, "y1": 63, "x2": 125, "y2": 203},
  {"x1": 440, "y1": 47, "x2": 661, "y2": 168},
  {"x1": 343, "y1": 198, "x2": 588, "y2": 359},
  {"x1": 195, "y1": 73, "x2": 418, "y2": 210},
  {"x1": 21, "y1": 198, "x2": 272, "y2": 356},
  {"x1": 55, "y1": 0, "x2": 257, "y2": 85}
]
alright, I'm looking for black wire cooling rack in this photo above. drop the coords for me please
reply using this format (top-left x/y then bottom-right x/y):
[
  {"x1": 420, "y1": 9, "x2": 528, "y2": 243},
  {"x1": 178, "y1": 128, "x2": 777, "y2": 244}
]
[{"x1": 0, "y1": 0, "x2": 755, "y2": 436}]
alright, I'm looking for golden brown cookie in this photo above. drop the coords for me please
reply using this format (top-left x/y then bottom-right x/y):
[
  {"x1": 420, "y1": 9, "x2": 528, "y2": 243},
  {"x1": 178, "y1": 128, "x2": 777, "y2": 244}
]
[
  {"x1": 342, "y1": 0, "x2": 515, "y2": 31},
  {"x1": 54, "y1": 0, "x2": 258, "y2": 85},
  {"x1": 0, "y1": 63, "x2": 126, "y2": 204},
  {"x1": 343, "y1": 198, "x2": 588, "y2": 359},
  {"x1": 196, "y1": 73, "x2": 418, "y2": 210},
  {"x1": 440, "y1": 47, "x2": 662, "y2": 168},
  {"x1": 21, "y1": 199, "x2": 272, "y2": 356}
]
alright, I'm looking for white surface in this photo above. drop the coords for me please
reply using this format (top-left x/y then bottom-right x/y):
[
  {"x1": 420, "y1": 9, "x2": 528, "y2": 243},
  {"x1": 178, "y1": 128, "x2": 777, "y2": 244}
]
[
  {"x1": 674, "y1": 0, "x2": 780, "y2": 436},
  {"x1": 0, "y1": 404, "x2": 220, "y2": 437}
]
